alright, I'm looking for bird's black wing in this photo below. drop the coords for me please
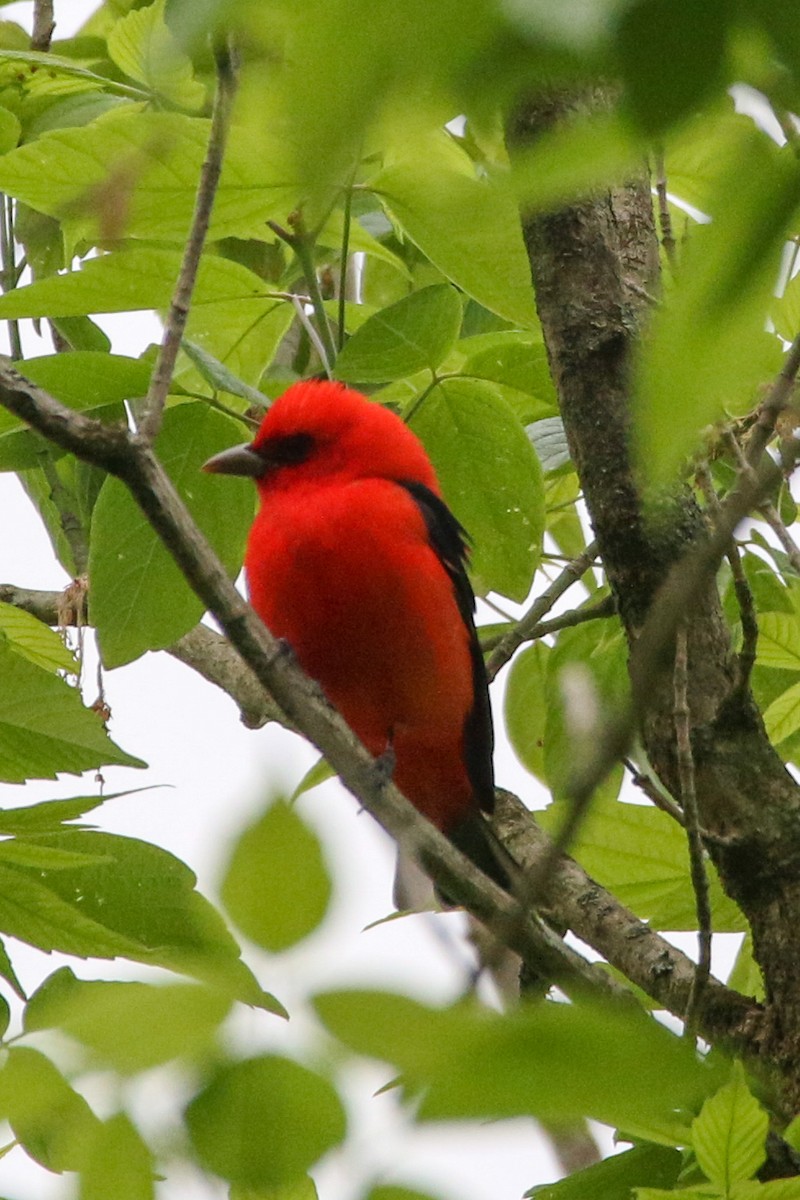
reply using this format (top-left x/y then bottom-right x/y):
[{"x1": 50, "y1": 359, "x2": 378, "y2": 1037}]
[{"x1": 398, "y1": 480, "x2": 495, "y2": 816}]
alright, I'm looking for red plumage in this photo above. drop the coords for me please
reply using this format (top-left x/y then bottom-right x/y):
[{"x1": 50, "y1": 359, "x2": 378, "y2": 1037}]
[{"x1": 205, "y1": 380, "x2": 503, "y2": 885}]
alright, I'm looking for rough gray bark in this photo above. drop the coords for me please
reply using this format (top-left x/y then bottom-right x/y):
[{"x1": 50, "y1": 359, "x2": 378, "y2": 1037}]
[{"x1": 511, "y1": 90, "x2": 800, "y2": 1115}]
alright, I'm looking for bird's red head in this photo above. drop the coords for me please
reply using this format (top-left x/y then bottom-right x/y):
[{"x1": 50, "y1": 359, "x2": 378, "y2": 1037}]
[{"x1": 204, "y1": 380, "x2": 440, "y2": 495}]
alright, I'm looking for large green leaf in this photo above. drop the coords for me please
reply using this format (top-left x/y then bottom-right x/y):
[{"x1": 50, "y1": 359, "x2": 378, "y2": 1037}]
[
  {"x1": 0, "y1": 248, "x2": 295, "y2": 386},
  {"x1": 407, "y1": 377, "x2": 543, "y2": 600},
  {"x1": 315, "y1": 990, "x2": 716, "y2": 1130},
  {"x1": 370, "y1": 133, "x2": 538, "y2": 328},
  {"x1": 107, "y1": 0, "x2": 205, "y2": 110},
  {"x1": 89, "y1": 403, "x2": 253, "y2": 666},
  {"x1": 334, "y1": 284, "x2": 462, "y2": 382},
  {"x1": 0, "y1": 639, "x2": 144, "y2": 782},
  {"x1": 0, "y1": 829, "x2": 280, "y2": 1010},
  {"x1": 0, "y1": 602, "x2": 76, "y2": 672},
  {"x1": 186, "y1": 1055, "x2": 346, "y2": 1188},
  {"x1": 504, "y1": 641, "x2": 550, "y2": 783},
  {"x1": 0, "y1": 107, "x2": 300, "y2": 245},
  {"x1": 691, "y1": 1064, "x2": 768, "y2": 1189},
  {"x1": 222, "y1": 800, "x2": 332, "y2": 953},
  {"x1": 615, "y1": 0, "x2": 729, "y2": 135},
  {"x1": 26, "y1": 967, "x2": 231, "y2": 1074},
  {"x1": 538, "y1": 795, "x2": 747, "y2": 933}
]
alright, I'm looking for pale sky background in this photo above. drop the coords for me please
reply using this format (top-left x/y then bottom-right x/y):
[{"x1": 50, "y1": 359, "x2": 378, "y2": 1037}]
[{"x1": 0, "y1": 3, "x2": 739, "y2": 1198}]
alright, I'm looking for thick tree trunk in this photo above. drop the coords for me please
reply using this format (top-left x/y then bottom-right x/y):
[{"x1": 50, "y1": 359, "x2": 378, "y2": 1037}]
[{"x1": 510, "y1": 90, "x2": 800, "y2": 1114}]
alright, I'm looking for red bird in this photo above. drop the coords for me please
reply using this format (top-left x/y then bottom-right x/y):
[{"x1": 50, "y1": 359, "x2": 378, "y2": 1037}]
[{"x1": 204, "y1": 380, "x2": 506, "y2": 890}]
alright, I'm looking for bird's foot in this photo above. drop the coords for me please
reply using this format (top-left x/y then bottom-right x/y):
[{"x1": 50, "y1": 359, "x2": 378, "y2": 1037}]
[
  {"x1": 269, "y1": 636, "x2": 296, "y2": 666},
  {"x1": 373, "y1": 744, "x2": 396, "y2": 787}
]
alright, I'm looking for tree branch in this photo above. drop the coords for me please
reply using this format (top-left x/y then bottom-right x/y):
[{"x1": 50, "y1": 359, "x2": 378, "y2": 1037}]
[
  {"x1": 493, "y1": 791, "x2": 764, "y2": 1055},
  {"x1": 486, "y1": 540, "x2": 600, "y2": 681},
  {"x1": 0, "y1": 362, "x2": 620, "y2": 1006}
]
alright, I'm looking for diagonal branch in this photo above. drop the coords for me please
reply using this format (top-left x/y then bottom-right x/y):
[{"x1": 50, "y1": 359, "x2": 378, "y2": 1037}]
[
  {"x1": 493, "y1": 791, "x2": 764, "y2": 1055},
  {"x1": 0, "y1": 361, "x2": 620, "y2": 1006}
]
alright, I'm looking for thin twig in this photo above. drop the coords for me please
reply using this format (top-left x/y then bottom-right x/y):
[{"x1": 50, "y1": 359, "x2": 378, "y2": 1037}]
[
  {"x1": 139, "y1": 39, "x2": 238, "y2": 441},
  {"x1": 759, "y1": 501, "x2": 800, "y2": 575},
  {"x1": 0, "y1": 197, "x2": 21, "y2": 361},
  {"x1": 674, "y1": 622, "x2": 712, "y2": 1038},
  {"x1": 268, "y1": 218, "x2": 336, "y2": 375},
  {"x1": 697, "y1": 459, "x2": 757, "y2": 690},
  {"x1": 654, "y1": 149, "x2": 676, "y2": 266},
  {"x1": 480, "y1": 594, "x2": 615, "y2": 653},
  {"x1": 36, "y1": 451, "x2": 89, "y2": 575},
  {"x1": 31, "y1": 0, "x2": 55, "y2": 51},
  {"x1": 337, "y1": 173, "x2": 355, "y2": 352},
  {"x1": 623, "y1": 756, "x2": 686, "y2": 826},
  {"x1": 486, "y1": 539, "x2": 600, "y2": 681}
]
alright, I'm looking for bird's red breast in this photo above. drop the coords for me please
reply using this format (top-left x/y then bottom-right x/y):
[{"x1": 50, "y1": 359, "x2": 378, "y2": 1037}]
[{"x1": 205, "y1": 380, "x2": 500, "y2": 878}]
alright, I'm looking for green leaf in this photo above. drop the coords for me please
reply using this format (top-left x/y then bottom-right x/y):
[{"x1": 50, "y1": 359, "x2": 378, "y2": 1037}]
[
  {"x1": 504, "y1": 642, "x2": 550, "y2": 783},
  {"x1": 757, "y1": 613, "x2": 800, "y2": 669},
  {"x1": 79, "y1": 1113, "x2": 154, "y2": 1200},
  {"x1": 541, "y1": 622, "x2": 627, "y2": 804},
  {"x1": 0, "y1": 48, "x2": 141, "y2": 100},
  {"x1": 367, "y1": 1190, "x2": 444, "y2": 1200},
  {"x1": 407, "y1": 377, "x2": 543, "y2": 600},
  {"x1": 289, "y1": 758, "x2": 335, "y2": 801},
  {"x1": 763, "y1": 681, "x2": 800, "y2": 745},
  {"x1": 0, "y1": 1046, "x2": 101, "y2": 1173},
  {"x1": 186, "y1": 1055, "x2": 346, "y2": 1188},
  {"x1": 526, "y1": 1143, "x2": 682, "y2": 1199},
  {"x1": 0, "y1": 351, "x2": 147, "y2": 471},
  {"x1": 51, "y1": 314, "x2": 112, "y2": 353},
  {"x1": 0, "y1": 602, "x2": 75, "y2": 672},
  {"x1": 89, "y1": 403, "x2": 254, "y2": 666},
  {"x1": 26, "y1": 967, "x2": 231, "y2": 1074},
  {"x1": 0, "y1": 103, "x2": 19, "y2": 152},
  {"x1": 458, "y1": 334, "x2": 557, "y2": 422},
  {"x1": 616, "y1": 0, "x2": 728, "y2": 135},
  {"x1": 635, "y1": 125, "x2": 800, "y2": 481},
  {"x1": 107, "y1": 0, "x2": 205, "y2": 110},
  {"x1": 691, "y1": 1063, "x2": 768, "y2": 1189},
  {"x1": 0, "y1": 829, "x2": 282, "y2": 1011},
  {"x1": 335, "y1": 285, "x2": 462, "y2": 382},
  {"x1": 230, "y1": 1180, "x2": 319, "y2": 1200},
  {"x1": 182, "y1": 340, "x2": 271, "y2": 408},
  {"x1": 371, "y1": 134, "x2": 538, "y2": 328},
  {"x1": 539, "y1": 794, "x2": 746, "y2": 933},
  {"x1": 0, "y1": 107, "x2": 300, "y2": 245},
  {"x1": 222, "y1": 800, "x2": 332, "y2": 953},
  {"x1": 316, "y1": 991, "x2": 717, "y2": 1129},
  {"x1": 0, "y1": 249, "x2": 294, "y2": 386},
  {"x1": 727, "y1": 934, "x2": 764, "y2": 1003},
  {"x1": 0, "y1": 640, "x2": 144, "y2": 782},
  {"x1": 0, "y1": 791, "x2": 113, "y2": 834}
]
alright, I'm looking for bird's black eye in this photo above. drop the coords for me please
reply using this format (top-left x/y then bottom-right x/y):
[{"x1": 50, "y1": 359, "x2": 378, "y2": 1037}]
[{"x1": 259, "y1": 432, "x2": 315, "y2": 467}]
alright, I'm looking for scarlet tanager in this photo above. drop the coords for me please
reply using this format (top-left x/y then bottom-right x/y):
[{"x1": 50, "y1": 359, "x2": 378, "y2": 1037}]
[{"x1": 204, "y1": 380, "x2": 508, "y2": 890}]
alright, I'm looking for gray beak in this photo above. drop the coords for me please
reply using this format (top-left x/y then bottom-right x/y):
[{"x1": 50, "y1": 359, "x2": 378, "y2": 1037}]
[{"x1": 202, "y1": 442, "x2": 265, "y2": 478}]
